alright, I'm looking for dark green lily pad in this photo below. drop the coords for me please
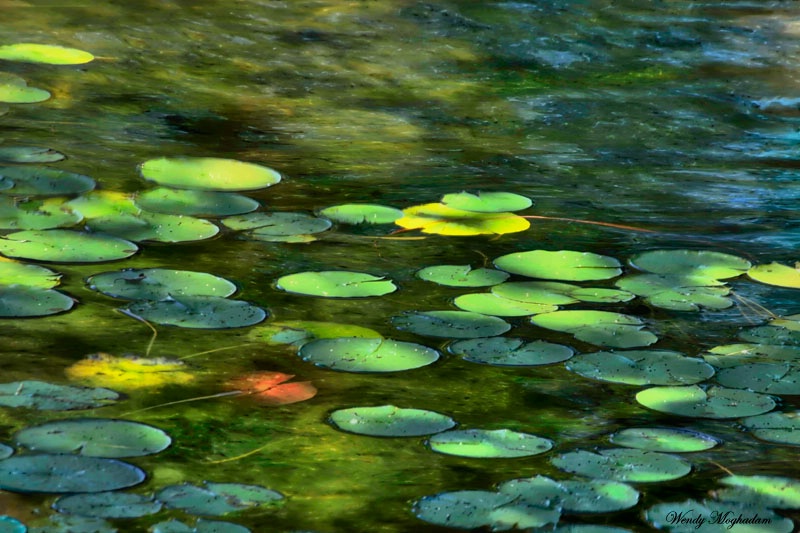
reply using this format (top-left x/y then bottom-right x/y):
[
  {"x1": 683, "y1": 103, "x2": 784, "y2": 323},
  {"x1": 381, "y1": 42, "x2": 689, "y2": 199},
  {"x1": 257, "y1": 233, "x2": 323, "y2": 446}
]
[
  {"x1": 299, "y1": 337, "x2": 439, "y2": 372},
  {"x1": 0, "y1": 43, "x2": 94, "y2": 64},
  {"x1": 0, "y1": 73, "x2": 50, "y2": 104},
  {"x1": 139, "y1": 157, "x2": 281, "y2": 191},
  {"x1": 87, "y1": 211, "x2": 219, "y2": 243},
  {"x1": 0, "y1": 454, "x2": 144, "y2": 493},
  {"x1": 715, "y1": 363, "x2": 800, "y2": 394},
  {"x1": 319, "y1": 203, "x2": 402, "y2": 224},
  {"x1": 124, "y1": 296, "x2": 266, "y2": 329},
  {"x1": 703, "y1": 343, "x2": 800, "y2": 367},
  {"x1": 0, "y1": 380, "x2": 119, "y2": 410},
  {"x1": 716, "y1": 475, "x2": 800, "y2": 509},
  {"x1": 494, "y1": 250, "x2": 621, "y2": 281},
  {"x1": 0, "y1": 286, "x2": 74, "y2": 317},
  {"x1": 427, "y1": 429, "x2": 552, "y2": 458},
  {"x1": 629, "y1": 250, "x2": 751, "y2": 279},
  {"x1": 740, "y1": 410, "x2": 800, "y2": 446},
  {"x1": 636, "y1": 385, "x2": 776, "y2": 418},
  {"x1": 0, "y1": 197, "x2": 82, "y2": 230},
  {"x1": 413, "y1": 490, "x2": 560, "y2": 530},
  {"x1": 550, "y1": 448, "x2": 691, "y2": 482},
  {"x1": 453, "y1": 292, "x2": 556, "y2": 316},
  {"x1": 0, "y1": 146, "x2": 65, "y2": 163},
  {"x1": 249, "y1": 320, "x2": 382, "y2": 347},
  {"x1": 135, "y1": 188, "x2": 259, "y2": 217},
  {"x1": 222, "y1": 211, "x2": 331, "y2": 241},
  {"x1": 566, "y1": 350, "x2": 714, "y2": 386},
  {"x1": 448, "y1": 337, "x2": 573, "y2": 366},
  {"x1": 88, "y1": 268, "x2": 237, "y2": 301},
  {"x1": 441, "y1": 191, "x2": 532, "y2": 213},
  {"x1": 609, "y1": 428, "x2": 719, "y2": 452},
  {"x1": 393, "y1": 310, "x2": 510, "y2": 338},
  {"x1": 15, "y1": 418, "x2": 171, "y2": 458},
  {"x1": 0, "y1": 230, "x2": 138, "y2": 263},
  {"x1": 645, "y1": 499, "x2": 793, "y2": 532},
  {"x1": 329, "y1": 405, "x2": 456, "y2": 437},
  {"x1": 0, "y1": 516, "x2": 24, "y2": 533},
  {"x1": 532, "y1": 310, "x2": 658, "y2": 348},
  {"x1": 0, "y1": 166, "x2": 94, "y2": 196},
  {"x1": 498, "y1": 475, "x2": 640, "y2": 512},
  {"x1": 496, "y1": 281, "x2": 634, "y2": 305},
  {"x1": 416, "y1": 264, "x2": 509, "y2": 287},
  {"x1": 54, "y1": 491, "x2": 162, "y2": 518},
  {"x1": 156, "y1": 482, "x2": 283, "y2": 516},
  {"x1": 276, "y1": 271, "x2": 396, "y2": 298},
  {"x1": 615, "y1": 274, "x2": 732, "y2": 311},
  {"x1": 739, "y1": 325, "x2": 800, "y2": 346}
]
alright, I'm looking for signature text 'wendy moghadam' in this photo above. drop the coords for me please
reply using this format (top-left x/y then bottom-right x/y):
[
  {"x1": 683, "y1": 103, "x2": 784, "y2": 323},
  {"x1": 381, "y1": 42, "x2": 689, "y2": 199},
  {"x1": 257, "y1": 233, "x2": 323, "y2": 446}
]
[{"x1": 665, "y1": 509, "x2": 774, "y2": 529}]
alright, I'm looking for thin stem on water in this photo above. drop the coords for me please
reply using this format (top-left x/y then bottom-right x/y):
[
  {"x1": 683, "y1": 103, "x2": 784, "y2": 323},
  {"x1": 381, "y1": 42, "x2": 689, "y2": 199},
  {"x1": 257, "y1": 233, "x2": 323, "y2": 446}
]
[
  {"x1": 178, "y1": 343, "x2": 256, "y2": 360},
  {"x1": 118, "y1": 390, "x2": 242, "y2": 417},
  {"x1": 520, "y1": 215, "x2": 656, "y2": 233},
  {"x1": 115, "y1": 308, "x2": 157, "y2": 357}
]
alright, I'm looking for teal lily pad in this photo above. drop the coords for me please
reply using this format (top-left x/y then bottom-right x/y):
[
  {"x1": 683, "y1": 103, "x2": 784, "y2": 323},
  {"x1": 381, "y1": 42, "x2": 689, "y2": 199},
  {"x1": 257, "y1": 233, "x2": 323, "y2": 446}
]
[
  {"x1": 0, "y1": 517, "x2": 24, "y2": 533},
  {"x1": 498, "y1": 475, "x2": 640, "y2": 512},
  {"x1": 156, "y1": 482, "x2": 283, "y2": 516},
  {"x1": 703, "y1": 343, "x2": 800, "y2": 368},
  {"x1": 54, "y1": 491, "x2": 162, "y2": 518},
  {"x1": 715, "y1": 363, "x2": 800, "y2": 394},
  {"x1": 566, "y1": 350, "x2": 714, "y2": 386},
  {"x1": 609, "y1": 428, "x2": 719, "y2": 452},
  {"x1": 0, "y1": 197, "x2": 82, "y2": 230},
  {"x1": 0, "y1": 146, "x2": 65, "y2": 163},
  {"x1": 0, "y1": 43, "x2": 94, "y2": 64},
  {"x1": 494, "y1": 250, "x2": 621, "y2": 281},
  {"x1": 329, "y1": 405, "x2": 456, "y2": 436},
  {"x1": 416, "y1": 264, "x2": 509, "y2": 287},
  {"x1": 636, "y1": 385, "x2": 776, "y2": 418},
  {"x1": 645, "y1": 499, "x2": 793, "y2": 532},
  {"x1": 0, "y1": 230, "x2": 138, "y2": 263},
  {"x1": 716, "y1": 475, "x2": 800, "y2": 509},
  {"x1": 0, "y1": 286, "x2": 74, "y2": 317},
  {"x1": 87, "y1": 268, "x2": 237, "y2": 300},
  {"x1": 0, "y1": 73, "x2": 50, "y2": 103},
  {"x1": 615, "y1": 274, "x2": 732, "y2": 311},
  {"x1": 15, "y1": 418, "x2": 171, "y2": 458},
  {"x1": 139, "y1": 157, "x2": 281, "y2": 192},
  {"x1": 124, "y1": 296, "x2": 266, "y2": 329},
  {"x1": 276, "y1": 270, "x2": 396, "y2": 298},
  {"x1": 440, "y1": 191, "x2": 532, "y2": 213},
  {"x1": 299, "y1": 337, "x2": 439, "y2": 372},
  {"x1": 135, "y1": 188, "x2": 260, "y2": 217},
  {"x1": 29, "y1": 514, "x2": 116, "y2": 533},
  {"x1": 448, "y1": 337, "x2": 573, "y2": 366},
  {"x1": 453, "y1": 292, "x2": 557, "y2": 316},
  {"x1": 739, "y1": 325, "x2": 800, "y2": 346},
  {"x1": 151, "y1": 519, "x2": 251, "y2": 533},
  {"x1": 0, "y1": 444, "x2": 12, "y2": 460},
  {"x1": 0, "y1": 381, "x2": 119, "y2": 410},
  {"x1": 222, "y1": 211, "x2": 331, "y2": 241},
  {"x1": 393, "y1": 310, "x2": 510, "y2": 338},
  {"x1": 532, "y1": 310, "x2": 658, "y2": 348},
  {"x1": 87, "y1": 211, "x2": 219, "y2": 243},
  {"x1": 550, "y1": 448, "x2": 692, "y2": 482},
  {"x1": 0, "y1": 166, "x2": 94, "y2": 196},
  {"x1": 319, "y1": 203, "x2": 402, "y2": 224},
  {"x1": 0, "y1": 454, "x2": 144, "y2": 493},
  {"x1": 427, "y1": 429, "x2": 552, "y2": 458},
  {"x1": 740, "y1": 411, "x2": 800, "y2": 446},
  {"x1": 629, "y1": 249, "x2": 751, "y2": 279}
]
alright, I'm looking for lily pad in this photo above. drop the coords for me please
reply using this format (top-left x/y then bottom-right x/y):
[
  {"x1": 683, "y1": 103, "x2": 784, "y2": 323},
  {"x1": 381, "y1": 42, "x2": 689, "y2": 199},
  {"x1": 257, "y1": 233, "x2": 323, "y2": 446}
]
[
  {"x1": 498, "y1": 475, "x2": 640, "y2": 512},
  {"x1": 0, "y1": 197, "x2": 82, "y2": 230},
  {"x1": 225, "y1": 371, "x2": 316, "y2": 405},
  {"x1": 249, "y1": 320, "x2": 382, "y2": 346},
  {"x1": 393, "y1": 310, "x2": 510, "y2": 338},
  {"x1": 414, "y1": 490, "x2": 560, "y2": 530},
  {"x1": 494, "y1": 250, "x2": 622, "y2": 281},
  {"x1": 156, "y1": 482, "x2": 283, "y2": 516},
  {"x1": 319, "y1": 203, "x2": 402, "y2": 224},
  {"x1": 550, "y1": 448, "x2": 692, "y2": 482},
  {"x1": 740, "y1": 325, "x2": 800, "y2": 345},
  {"x1": 715, "y1": 363, "x2": 800, "y2": 394},
  {"x1": 0, "y1": 380, "x2": 119, "y2": 410},
  {"x1": 66, "y1": 191, "x2": 140, "y2": 218},
  {"x1": 140, "y1": 157, "x2": 281, "y2": 192},
  {"x1": 0, "y1": 517, "x2": 24, "y2": 533},
  {"x1": 222, "y1": 211, "x2": 331, "y2": 240},
  {"x1": 498, "y1": 281, "x2": 634, "y2": 304},
  {"x1": 416, "y1": 264, "x2": 509, "y2": 287},
  {"x1": 29, "y1": 514, "x2": 115, "y2": 533},
  {"x1": 532, "y1": 310, "x2": 658, "y2": 348},
  {"x1": 87, "y1": 211, "x2": 219, "y2": 243},
  {"x1": 645, "y1": 499, "x2": 793, "y2": 532},
  {"x1": 748, "y1": 262, "x2": 800, "y2": 289},
  {"x1": 635, "y1": 385, "x2": 776, "y2": 418},
  {"x1": 276, "y1": 271, "x2": 395, "y2": 298},
  {"x1": 0, "y1": 454, "x2": 144, "y2": 493},
  {"x1": 87, "y1": 268, "x2": 237, "y2": 300},
  {"x1": 151, "y1": 519, "x2": 251, "y2": 533},
  {"x1": 427, "y1": 429, "x2": 552, "y2": 458},
  {"x1": 448, "y1": 337, "x2": 573, "y2": 366},
  {"x1": 329, "y1": 405, "x2": 456, "y2": 436},
  {"x1": 124, "y1": 296, "x2": 266, "y2": 329},
  {"x1": 0, "y1": 445, "x2": 12, "y2": 460},
  {"x1": 54, "y1": 491, "x2": 162, "y2": 518},
  {"x1": 135, "y1": 188, "x2": 259, "y2": 217},
  {"x1": 0, "y1": 146, "x2": 65, "y2": 163},
  {"x1": 453, "y1": 292, "x2": 557, "y2": 316},
  {"x1": 609, "y1": 428, "x2": 719, "y2": 452},
  {"x1": 740, "y1": 410, "x2": 800, "y2": 445},
  {"x1": 441, "y1": 191, "x2": 532, "y2": 213},
  {"x1": 65, "y1": 353, "x2": 195, "y2": 391},
  {"x1": 716, "y1": 475, "x2": 800, "y2": 509},
  {"x1": 299, "y1": 337, "x2": 439, "y2": 372},
  {"x1": 0, "y1": 73, "x2": 49, "y2": 104},
  {"x1": 566, "y1": 350, "x2": 714, "y2": 386},
  {"x1": 0, "y1": 43, "x2": 94, "y2": 64},
  {"x1": 615, "y1": 274, "x2": 732, "y2": 311},
  {"x1": 0, "y1": 286, "x2": 74, "y2": 317},
  {"x1": 629, "y1": 250, "x2": 751, "y2": 279},
  {"x1": 395, "y1": 202, "x2": 530, "y2": 236},
  {"x1": 0, "y1": 230, "x2": 137, "y2": 263},
  {"x1": 703, "y1": 343, "x2": 800, "y2": 367},
  {"x1": 0, "y1": 166, "x2": 94, "y2": 196}
]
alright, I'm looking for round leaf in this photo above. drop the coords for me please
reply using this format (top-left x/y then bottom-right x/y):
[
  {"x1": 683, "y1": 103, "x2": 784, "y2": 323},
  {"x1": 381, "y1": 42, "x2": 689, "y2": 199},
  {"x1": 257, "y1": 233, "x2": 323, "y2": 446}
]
[
  {"x1": 414, "y1": 490, "x2": 560, "y2": 530},
  {"x1": 566, "y1": 350, "x2": 714, "y2": 386},
  {"x1": 428, "y1": 429, "x2": 552, "y2": 458},
  {"x1": 140, "y1": 157, "x2": 281, "y2": 191},
  {"x1": 0, "y1": 166, "x2": 94, "y2": 196},
  {"x1": 393, "y1": 310, "x2": 510, "y2": 338},
  {"x1": 329, "y1": 405, "x2": 455, "y2": 437},
  {"x1": 87, "y1": 268, "x2": 237, "y2": 300},
  {"x1": 0, "y1": 197, "x2": 83, "y2": 230},
  {"x1": 498, "y1": 475, "x2": 640, "y2": 512},
  {"x1": 276, "y1": 271, "x2": 395, "y2": 298},
  {"x1": 135, "y1": 188, "x2": 259, "y2": 216},
  {"x1": 0, "y1": 517, "x2": 24, "y2": 533},
  {"x1": 0, "y1": 454, "x2": 144, "y2": 493},
  {"x1": 494, "y1": 250, "x2": 621, "y2": 281},
  {"x1": 551, "y1": 448, "x2": 691, "y2": 482},
  {"x1": 636, "y1": 385, "x2": 776, "y2": 418},
  {"x1": 54, "y1": 491, "x2": 162, "y2": 518},
  {"x1": 0, "y1": 146, "x2": 65, "y2": 163},
  {"x1": 249, "y1": 320, "x2": 382, "y2": 347},
  {"x1": 86, "y1": 211, "x2": 219, "y2": 243},
  {"x1": 156, "y1": 483, "x2": 282, "y2": 516},
  {"x1": 65, "y1": 354, "x2": 195, "y2": 391},
  {"x1": 748, "y1": 262, "x2": 800, "y2": 289},
  {"x1": 416, "y1": 264, "x2": 509, "y2": 287},
  {"x1": 222, "y1": 211, "x2": 331, "y2": 241},
  {"x1": 0, "y1": 73, "x2": 49, "y2": 103},
  {"x1": 440, "y1": 191, "x2": 532, "y2": 213},
  {"x1": 717, "y1": 475, "x2": 800, "y2": 509},
  {"x1": 703, "y1": 343, "x2": 800, "y2": 368},
  {"x1": 319, "y1": 204, "x2": 402, "y2": 224},
  {"x1": 741, "y1": 411, "x2": 800, "y2": 445},
  {"x1": 395, "y1": 202, "x2": 530, "y2": 236},
  {"x1": 299, "y1": 337, "x2": 439, "y2": 372},
  {"x1": 453, "y1": 293, "x2": 557, "y2": 316},
  {"x1": 715, "y1": 363, "x2": 800, "y2": 394},
  {"x1": 629, "y1": 249, "x2": 751, "y2": 279},
  {"x1": 0, "y1": 286, "x2": 73, "y2": 317},
  {"x1": 532, "y1": 310, "x2": 658, "y2": 348},
  {"x1": 615, "y1": 274, "x2": 732, "y2": 311},
  {"x1": 0, "y1": 380, "x2": 119, "y2": 410},
  {"x1": 449, "y1": 337, "x2": 573, "y2": 366},
  {"x1": 609, "y1": 428, "x2": 719, "y2": 452},
  {"x1": 0, "y1": 230, "x2": 138, "y2": 263},
  {"x1": 124, "y1": 296, "x2": 266, "y2": 329},
  {"x1": 0, "y1": 43, "x2": 94, "y2": 64}
]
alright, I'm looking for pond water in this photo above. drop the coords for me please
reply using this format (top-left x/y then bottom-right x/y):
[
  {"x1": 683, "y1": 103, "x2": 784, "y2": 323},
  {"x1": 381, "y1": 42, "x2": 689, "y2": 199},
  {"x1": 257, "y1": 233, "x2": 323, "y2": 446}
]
[{"x1": 1, "y1": 0, "x2": 800, "y2": 531}]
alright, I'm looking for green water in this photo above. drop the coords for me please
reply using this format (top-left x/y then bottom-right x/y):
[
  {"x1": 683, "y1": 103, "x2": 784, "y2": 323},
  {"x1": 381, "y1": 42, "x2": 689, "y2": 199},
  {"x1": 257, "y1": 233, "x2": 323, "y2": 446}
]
[{"x1": 1, "y1": 1, "x2": 800, "y2": 531}]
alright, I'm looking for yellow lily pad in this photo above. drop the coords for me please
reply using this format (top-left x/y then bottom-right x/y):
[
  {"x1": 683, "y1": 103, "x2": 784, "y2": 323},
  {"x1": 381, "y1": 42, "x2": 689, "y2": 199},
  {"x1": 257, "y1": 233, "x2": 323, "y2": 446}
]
[
  {"x1": 748, "y1": 262, "x2": 800, "y2": 289},
  {"x1": 395, "y1": 203, "x2": 529, "y2": 236},
  {"x1": 65, "y1": 353, "x2": 195, "y2": 391}
]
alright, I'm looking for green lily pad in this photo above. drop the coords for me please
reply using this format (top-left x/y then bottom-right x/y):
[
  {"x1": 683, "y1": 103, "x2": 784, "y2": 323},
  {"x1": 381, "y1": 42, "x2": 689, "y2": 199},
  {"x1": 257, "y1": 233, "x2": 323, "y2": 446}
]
[
  {"x1": 88, "y1": 268, "x2": 237, "y2": 300},
  {"x1": 395, "y1": 202, "x2": 530, "y2": 236},
  {"x1": 703, "y1": 344, "x2": 800, "y2": 367},
  {"x1": 453, "y1": 292, "x2": 557, "y2": 316},
  {"x1": 715, "y1": 363, "x2": 800, "y2": 394},
  {"x1": 299, "y1": 337, "x2": 439, "y2": 372},
  {"x1": 740, "y1": 411, "x2": 800, "y2": 445},
  {"x1": 636, "y1": 385, "x2": 776, "y2": 418},
  {"x1": 151, "y1": 519, "x2": 251, "y2": 533},
  {"x1": 0, "y1": 454, "x2": 144, "y2": 493},
  {"x1": 222, "y1": 211, "x2": 331, "y2": 240},
  {"x1": 615, "y1": 274, "x2": 732, "y2": 311},
  {"x1": 494, "y1": 250, "x2": 622, "y2": 281},
  {"x1": 319, "y1": 203, "x2": 402, "y2": 224},
  {"x1": 427, "y1": 429, "x2": 552, "y2": 458},
  {"x1": 645, "y1": 499, "x2": 793, "y2": 532},
  {"x1": 0, "y1": 230, "x2": 138, "y2": 263},
  {"x1": 716, "y1": 475, "x2": 800, "y2": 509},
  {"x1": 0, "y1": 381, "x2": 119, "y2": 410},
  {"x1": 748, "y1": 262, "x2": 800, "y2": 289},
  {"x1": 156, "y1": 482, "x2": 283, "y2": 516},
  {"x1": 0, "y1": 517, "x2": 24, "y2": 533},
  {"x1": 329, "y1": 405, "x2": 456, "y2": 437},
  {"x1": 739, "y1": 325, "x2": 800, "y2": 346},
  {"x1": 124, "y1": 296, "x2": 266, "y2": 329},
  {"x1": 440, "y1": 191, "x2": 532, "y2": 213},
  {"x1": 0, "y1": 444, "x2": 12, "y2": 460},
  {"x1": 532, "y1": 310, "x2": 658, "y2": 348},
  {"x1": 140, "y1": 157, "x2": 281, "y2": 192},
  {"x1": 566, "y1": 350, "x2": 714, "y2": 386},
  {"x1": 0, "y1": 73, "x2": 49, "y2": 104},
  {"x1": 276, "y1": 270, "x2": 396, "y2": 298},
  {"x1": 393, "y1": 310, "x2": 510, "y2": 338},
  {"x1": 0, "y1": 166, "x2": 94, "y2": 196},
  {"x1": 54, "y1": 491, "x2": 162, "y2": 518},
  {"x1": 249, "y1": 320, "x2": 382, "y2": 347},
  {"x1": 87, "y1": 211, "x2": 219, "y2": 243},
  {"x1": 498, "y1": 475, "x2": 640, "y2": 512},
  {"x1": 0, "y1": 197, "x2": 82, "y2": 230},
  {"x1": 629, "y1": 249, "x2": 751, "y2": 279},
  {"x1": 0, "y1": 146, "x2": 65, "y2": 163},
  {"x1": 448, "y1": 337, "x2": 573, "y2": 366},
  {"x1": 66, "y1": 191, "x2": 140, "y2": 218},
  {"x1": 0, "y1": 286, "x2": 74, "y2": 317},
  {"x1": 0, "y1": 43, "x2": 94, "y2": 64},
  {"x1": 550, "y1": 448, "x2": 691, "y2": 482},
  {"x1": 135, "y1": 188, "x2": 259, "y2": 217},
  {"x1": 609, "y1": 428, "x2": 719, "y2": 452},
  {"x1": 416, "y1": 264, "x2": 509, "y2": 287},
  {"x1": 15, "y1": 418, "x2": 171, "y2": 458},
  {"x1": 29, "y1": 515, "x2": 115, "y2": 533},
  {"x1": 494, "y1": 280, "x2": 634, "y2": 305}
]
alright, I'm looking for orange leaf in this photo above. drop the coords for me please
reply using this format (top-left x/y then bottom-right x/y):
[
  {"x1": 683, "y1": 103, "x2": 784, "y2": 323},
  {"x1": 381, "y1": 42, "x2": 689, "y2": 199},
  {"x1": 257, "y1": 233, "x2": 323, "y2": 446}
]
[{"x1": 225, "y1": 371, "x2": 316, "y2": 405}]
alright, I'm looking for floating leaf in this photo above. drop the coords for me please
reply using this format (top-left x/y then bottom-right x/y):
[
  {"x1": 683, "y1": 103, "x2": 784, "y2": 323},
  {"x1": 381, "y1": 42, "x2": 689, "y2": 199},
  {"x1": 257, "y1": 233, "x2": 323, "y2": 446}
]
[
  {"x1": 249, "y1": 320, "x2": 382, "y2": 347},
  {"x1": 222, "y1": 211, "x2": 331, "y2": 240},
  {"x1": 0, "y1": 454, "x2": 144, "y2": 493},
  {"x1": 135, "y1": 188, "x2": 259, "y2": 217},
  {"x1": 66, "y1": 191, "x2": 139, "y2": 218},
  {"x1": 0, "y1": 43, "x2": 94, "y2": 64},
  {"x1": 65, "y1": 353, "x2": 195, "y2": 391},
  {"x1": 0, "y1": 444, "x2": 12, "y2": 460},
  {"x1": 0, "y1": 146, "x2": 65, "y2": 163},
  {"x1": 54, "y1": 491, "x2": 162, "y2": 518},
  {"x1": 140, "y1": 157, "x2": 281, "y2": 192},
  {"x1": 151, "y1": 519, "x2": 251, "y2": 533},
  {"x1": 645, "y1": 499, "x2": 793, "y2": 532},
  {"x1": 498, "y1": 475, "x2": 640, "y2": 512},
  {"x1": 395, "y1": 202, "x2": 530, "y2": 236},
  {"x1": 0, "y1": 380, "x2": 119, "y2": 410},
  {"x1": 448, "y1": 337, "x2": 573, "y2": 366},
  {"x1": 87, "y1": 268, "x2": 237, "y2": 300},
  {"x1": 393, "y1": 310, "x2": 510, "y2": 338},
  {"x1": 300, "y1": 337, "x2": 438, "y2": 372},
  {"x1": 454, "y1": 292, "x2": 557, "y2": 316},
  {"x1": 0, "y1": 197, "x2": 82, "y2": 230},
  {"x1": 741, "y1": 410, "x2": 800, "y2": 446},
  {"x1": 497, "y1": 281, "x2": 634, "y2": 304},
  {"x1": 494, "y1": 250, "x2": 621, "y2": 281},
  {"x1": 566, "y1": 350, "x2": 714, "y2": 386},
  {"x1": 615, "y1": 274, "x2": 732, "y2": 311},
  {"x1": 29, "y1": 514, "x2": 116, "y2": 533},
  {"x1": 703, "y1": 343, "x2": 800, "y2": 368},
  {"x1": 0, "y1": 517, "x2": 24, "y2": 533},
  {"x1": 636, "y1": 385, "x2": 776, "y2": 418},
  {"x1": 225, "y1": 371, "x2": 316, "y2": 405},
  {"x1": 748, "y1": 262, "x2": 800, "y2": 289},
  {"x1": 427, "y1": 429, "x2": 552, "y2": 458},
  {"x1": 276, "y1": 271, "x2": 395, "y2": 298},
  {"x1": 715, "y1": 363, "x2": 800, "y2": 394},
  {"x1": 532, "y1": 310, "x2": 658, "y2": 348},
  {"x1": 416, "y1": 264, "x2": 509, "y2": 287},
  {"x1": 740, "y1": 324, "x2": 800, "y2": 345},
  {"x1": 329, "y1": 405, "x2": 456, "y2": 437},
  {"x1": 609, "y1": 428, "x2": 719, "y2": 452},
  {"x1": 0, "y1": 73, "x2": 49, "y2": 104},
  {"x1": 124, "y1": 296, "x2": 266, "y2": 329},
  {"x1": 0, "y1": 286, "x2": 74, "y2": 317},
  {"x1": 87, "y1": 211, "x2": 219, "y2": 243},
  {"x1": 0, "y1": 166, "x2": 94, "y2": 196},
  {"x1": 0, "y1": 230, "x2": 137, "y2": 262},
  {"x1": 629, "y1": 249, "x2": 751, "y2": 279},
  {"x1": 716, "y1": 475, "x2": 800, "y2": 509},
  {"x1": 551, "y1": 448, "x2": 691, "y2": 482},
  {"x1": 319, "y1": 203, "x2": 402, "y2": 224},
  {"x1": 413, "y1": 490, "x2": 560, "y2": 530},
  {"x1": 441, "y1": 191, "x2": 532, "y2": 213},
  {"x1": 156, "y1": 482, "x2": 283, "y2": 516}
]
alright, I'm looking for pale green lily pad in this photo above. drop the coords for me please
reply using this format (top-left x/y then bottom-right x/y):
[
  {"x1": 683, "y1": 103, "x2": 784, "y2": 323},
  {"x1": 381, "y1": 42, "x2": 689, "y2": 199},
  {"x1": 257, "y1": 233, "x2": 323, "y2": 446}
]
[
  {"x1": 629, "y1": 249, "x2": 751, "y2": 279},
  {"x1": 416, "y1": 264, "x2": 509, "y2": 287},
  {"x1": 0, "y1": 454, "x2": 144, "y2": 493},
  {"x1": 319, "y1": 203, "x2": 402, "y2": 224},
  {"x1": 636, "y1": 385, "x2": 776, "y2": 418},
  {"x1": 393, "y1": 310, "x2": 510, "y2": 338},
  {"x1": 494, "y1": 250, "x2": 621, "y2": 281},
  {"x1": 135, "y1": 188, "x2": 260, "y2": 217},
  {"x1": 448, "y1": 337, "x2": 573, "y2": 366},
  {"x1": 0, "y1": 380, "x2": 119, "y2": 410},
  {"x1": 427, "y1": 429, "x2": 552, "y2": 458},
  {"x1": 748, "y1": 262, "x2": 800, "y2": 289},
  {"x1": 645, "y1": 499, "x2": 793, "y2": 532},
  {"x1": 156, "y1": 482, "x2": 283, "y2": 516},
  {"x1": 15, "y1": 418, "x2": 171, "y2": 458},
  {"x1": 566, "y1": 350, "x2": 714, "y2": 386},
  {"x1": 87, "y1": 211, "x2": 219, "y2": 243},
  {"x1": 532, "y1": 310, "x2": 658, "y2": 348},
  {"x1": 54, "y1": 491, "x2": 162, "y2": 518},
  {"x1": 329, "y1": 405, "x2": 456, "y2": 436},
  {"x1": 551, "y1": 448, "x2": 691, "y2": 482},
  {"x1": 140, "y1": 157, "x2": 281, "y2": 191},
  {"x1": 771, "y1": 314, "x2": 800, "y2": 332},
  {"x1": 498, "y1": 475, "x2": 640, "y2": 512},
  {"x1": 609, "y1": 428, "x2": 719, "y2": 452},
  {"x1": 715, "y1": 363, "x2": 800, "y2": 394},
  {"x1": 703, "y1": 344, "x2": 800, "y2": 368},
  {"x1": 124, "y1": 296, "x2": 266, "y2": 329},
  {"x1": 66, "y1": 191, "x2": 140, "y2": 218},
  {"x1": 454, "y1": 292, "x2": 556, "y2": 316},
  {"x1": 441, "y1": 191, "x2": 532, "y2": 213},
  {"x1": 0, "y1": 197, "x2": 82, "y2": 230},
  {"x1": 615, "y1": 274, "x2": 732, "y2": 311},
  {"x1": 222, "y1": 211, "x2": 331, "y2": 241},
  {"x1": 0, "y1": 230, "x2": 138, "y2": 262},
  {"x1": 395, "y1": 202, "x2": 530, "y2": 236},
  {"x1": 249, "y1": 320, "x2": 382, "y2": 347},
  {"x1": 0, "y1": 73, "x2": 50, "y2": 103},
  {"x1": 299, "y1": 337, "x2": 439, "y2": 372},
  {"x1": 0, "y1": 286, "x2": 74, "y2": 317},
  {"x1": 277, "y1": 270, "x2": 395, "y2": 298},
  {"x1": 716, "y1": 475, "x2": 800, "y2": 509},
  {"x1": 0, "y1": 146, "x2": 65, "y2": 163},
  {"x1": 413, "y1": 490, "x2": 560, "y2": 530},
  {"x1": 0, "y1": 43, "x2": 94, "y2": 64},
  {"x1": 740, "y1": 410, "x2": 800, "y2": 445},
  {"x1": 493, "y1": 280, "x2": 634, "y2": 305},
  {"x1": 88, "y1": 268, "x2": 237, "y2": 300},
  {"x1": 0, "y1": 166, "x2": 94, "y2": 196}
]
